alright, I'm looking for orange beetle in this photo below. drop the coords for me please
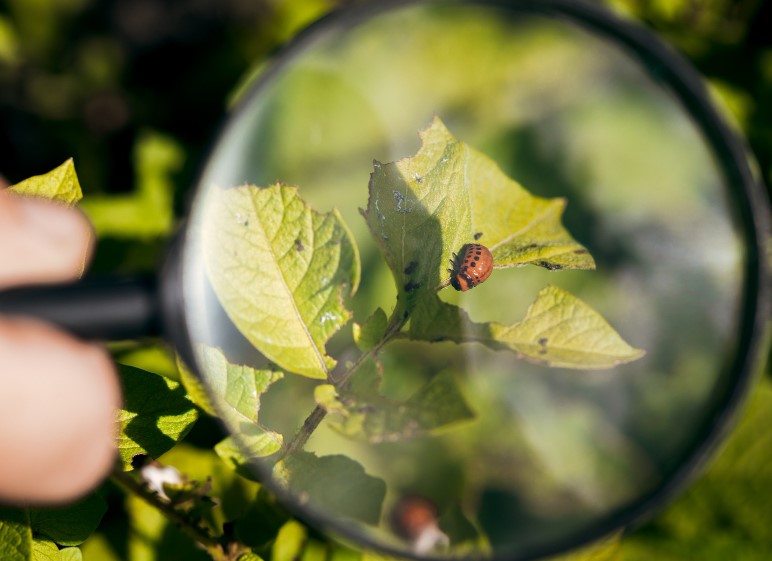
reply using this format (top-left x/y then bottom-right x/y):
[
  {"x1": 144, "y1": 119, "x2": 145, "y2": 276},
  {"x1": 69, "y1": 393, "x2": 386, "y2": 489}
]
[{"x1": 450, "y1": 243, "x2": 493, "y2": 291}]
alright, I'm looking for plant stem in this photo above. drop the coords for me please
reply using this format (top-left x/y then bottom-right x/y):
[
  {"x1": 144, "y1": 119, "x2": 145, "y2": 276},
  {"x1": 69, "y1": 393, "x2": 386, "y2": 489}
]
[
  {"x1": 282, "y1": 313, "x2": 407, "y2": 458},
  {"x1": 110, "y1": 465, "x2": 242, "y2": 561}
]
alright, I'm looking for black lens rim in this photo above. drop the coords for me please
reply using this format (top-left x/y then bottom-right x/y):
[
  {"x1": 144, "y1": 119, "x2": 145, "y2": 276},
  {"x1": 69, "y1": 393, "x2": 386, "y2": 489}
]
[{"x1": 178, "y1": 1, "x2": 770, "y2": 560}]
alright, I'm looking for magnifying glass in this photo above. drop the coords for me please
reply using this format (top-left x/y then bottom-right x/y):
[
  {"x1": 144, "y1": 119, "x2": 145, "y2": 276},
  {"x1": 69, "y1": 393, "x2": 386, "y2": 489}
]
[{"x1": 1, "y1": 1, "x2": 768, "y2": 560}]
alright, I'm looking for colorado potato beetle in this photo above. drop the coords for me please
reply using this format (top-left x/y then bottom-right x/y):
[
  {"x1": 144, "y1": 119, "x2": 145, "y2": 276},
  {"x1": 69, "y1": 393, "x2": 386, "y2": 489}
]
[{"x1": 450, "y1": 243, "x2": 493, "y2": 291}]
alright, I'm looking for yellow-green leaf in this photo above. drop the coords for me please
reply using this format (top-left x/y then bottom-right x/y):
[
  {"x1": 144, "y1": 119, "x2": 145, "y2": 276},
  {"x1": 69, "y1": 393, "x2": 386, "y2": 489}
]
[
  {"x1": 203, "y1": 184, "x2": 360, "y2": 379},
  {"x1": 549, "y1": 534, "x2": 621, "y2": 561},
  {"x1": 31, "y1": 538, "x2": 59, "y2": 561},
  {"x1": 272, "y1": 521, "x2": 308, "y2": 561},
  {"x1": 196, "y1": 346, "x2": 283, "y2": 422},
  {"x1": 59, "y1": 548, "x2": 81, "y2": 561},
  {"x1": 117, "y1": 365, "x2": 198, "y2": 469},
  {"x1": 353, "y1": 308, "x2": 387, "y2": 351},
  {"x1": 315, "y1": 370, "x2": 475, "y2": 442},
  {"x1": 411, "y1": 286, "x2": 643, "y2": 369},
  {"x1": 273, "y1": 453, "x2": 385, "y2": 525},
  {"x1": 10, "y1": 159, "x2": 82, "y2": 205},
  {"x1": 180, "y1": 346, "x2": 284, "y2": 460},
  {"x1": 361, "y1": 116, "x2": 593, "y2": 318},
  {"x1": 0, "y1": 507, "x2": 31, "y2": 561},
  {"x1": 80, "y1": 132, "x2": 180, "y2": 238},
  {"x1": 490, "y1": 286, "x2": 644, "y2": 368}
]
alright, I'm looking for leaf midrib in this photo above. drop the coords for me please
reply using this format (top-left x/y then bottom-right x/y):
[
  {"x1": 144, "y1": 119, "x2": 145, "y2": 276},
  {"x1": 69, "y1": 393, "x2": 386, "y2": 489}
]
[{"x1": 250, "y1": 191, "x2": 328, "y2": 376}]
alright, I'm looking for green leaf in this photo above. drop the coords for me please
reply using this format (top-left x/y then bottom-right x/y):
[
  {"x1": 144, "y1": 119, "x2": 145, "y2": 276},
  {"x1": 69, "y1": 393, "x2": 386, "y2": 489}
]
[
  {"x1": 80, "y1": 132, "x2": 180, "y2": 239},
  {"x1": 353, "y1": 308, "x2": 388, "y2": 351},
  {"x1": 59, "y1": 548, "x2": 81, "y2": 561},
  {"x1": 300, "y1": 539, "x2": 328, "y2": 561},
  {"x1": 272, "y1": 521, "x2": 307, "y2": 561},
  {"x1": 329, "y1": 544, "x2": 362, "y2": 561},
  {"x1": 182, "y1": 346, "x2": 284, "y2": 460},
  {"x1": 0, "y1": 497, "x2": 103, "y2": 561},
  {"x1": 117, "y1": 364, "x2": 199, "y2": 469},
  {"x1": 31, "y1": 538, "x2": 59, "y2": 561},
  {"x1": 176, "y1": 355, "x2": 217, "y2": 417},
  {"x1": 411, "y1": 286, "x2": 643, "y2": 369},
  {"x1": 549, "y1": 535, "x2": 621, "y2": 561},
  {"x1": 215, "y1": 431, "x2": 282, "y2": 478},
  {"x1": 234, "y1": 488, "x2": 292, "y2": 551},
  {"x1": 486, "y1": 286, "x2": 644, "y2": 367},
  {"x1": 621, "y1": 377, "x2": 772, "y2": 560},
  {"x1": 273, "y1": 453, "x2": 386, "y2": 525},
  {"x1": 315, "y1": 370, "x2": 475, "y2": 442},
  {"x1": 9, "y1": 159, "x2": 82, "y2": 205},
  {"x1": 125, "y1": 493, "x2": 210, "y2": 561},
  {"x1": 239, "y1": 554, "x2": 265, "y2": 561},
  {"x1": 194, "y1": 346, "x2": 283, "y2": 422},
  {"x1": 361, "y1": 117, "x2": 593, "y2": 314},
  {"x1": 158, "y1": 444, "x2": 262, "y2": 532},
  {"x1": 361, "y1": 117, "x2": 639, "y2": 368},
  {"x1": 115, "y1": 345, "x2": 180, "y2": 382},
  {"x1": 203, "y1": 183, "x2": 360, "y2": 379},
  {"x1": 0, "y1": 497, "x2": 105, "y2": 561},
  {"x1": 29, "y1": 493, "x2": 107, "y2": 546},
  {"x1": 0, "y1": 507, "x2": 31, "y2": 561},
  {"x1": 78, "y1": 533, "x2": 123, "y2": 561}
]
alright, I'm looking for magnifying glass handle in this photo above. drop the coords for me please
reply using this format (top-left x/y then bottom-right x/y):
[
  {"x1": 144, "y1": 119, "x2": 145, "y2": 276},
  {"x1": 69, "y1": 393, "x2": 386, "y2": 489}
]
[{"x1": 0, "y1": 276, "x2": 161, "y2": 341}]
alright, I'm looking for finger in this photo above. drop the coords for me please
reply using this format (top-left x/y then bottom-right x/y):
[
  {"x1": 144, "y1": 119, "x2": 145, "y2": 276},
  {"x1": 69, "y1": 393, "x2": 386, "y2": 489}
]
[
  {"x1": 0, "y1": 190, "x2": 94, "y2": 289},
  {"x1": 0, "y1": 318, "x2": 121, "y2": 504}
]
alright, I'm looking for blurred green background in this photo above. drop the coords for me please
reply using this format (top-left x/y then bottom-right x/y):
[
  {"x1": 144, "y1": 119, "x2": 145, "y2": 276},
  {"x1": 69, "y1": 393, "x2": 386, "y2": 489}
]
[{"x1": 0, "y1": 1, "x2": 769, "y2": 560}]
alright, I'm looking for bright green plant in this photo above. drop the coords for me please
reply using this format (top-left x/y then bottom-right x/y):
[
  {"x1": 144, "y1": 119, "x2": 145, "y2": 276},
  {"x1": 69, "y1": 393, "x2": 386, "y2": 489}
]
[
  {"x1": 187, "y1": 116, "x2": 644, "y2": 550},
  {"x1": 11, "y1": 118, "x2": 768, "y2": 561},
  {"x1": 199, "y1": 116, "x2": 642, "y2": 455}
]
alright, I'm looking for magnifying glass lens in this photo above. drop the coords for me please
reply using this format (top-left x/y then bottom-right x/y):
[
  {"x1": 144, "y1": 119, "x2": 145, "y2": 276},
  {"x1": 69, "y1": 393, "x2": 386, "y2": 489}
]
[{"x1": 179, "y1": 2, "x2": 759, "y2": 559}]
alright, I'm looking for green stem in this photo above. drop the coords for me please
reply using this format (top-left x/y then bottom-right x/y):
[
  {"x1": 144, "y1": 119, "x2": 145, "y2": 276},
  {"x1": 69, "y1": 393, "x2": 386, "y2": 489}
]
[
  {"x1": 110, "y1": 465, "x2": 244, "y2": 561},
  {"x1": 282, "y1": 313, "x2": 407, "y2": 458}
]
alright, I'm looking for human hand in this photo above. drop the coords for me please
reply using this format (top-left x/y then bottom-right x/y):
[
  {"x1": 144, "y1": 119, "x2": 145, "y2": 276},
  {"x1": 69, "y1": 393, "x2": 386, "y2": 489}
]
[{"x1": 0, "y1": 187, "x2": 121, "y2": 504}]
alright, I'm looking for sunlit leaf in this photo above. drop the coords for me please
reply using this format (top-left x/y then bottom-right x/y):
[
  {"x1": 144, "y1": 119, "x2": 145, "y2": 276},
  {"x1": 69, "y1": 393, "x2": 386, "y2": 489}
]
[
  {"x1": 239, "y1": 553, "x2": 265, "y2": 561},
  {"x1": 31, "y1": 538, "x2": 59, "y2": 561},
  {"x1": 179, "y1": 346, "x2": 284, "y2": 460},
  {"x1": 361, "y1": 116, "x2": 593, "y2": 317},
  {"x1": 203, "y1": 184, "x2": 360, "y2": 379},
  {"x1": 80, "y1": 132, "x2": 180, "y2": 239},
  {"x1": 125, "y1": 493, "x2": 210, "y2": 561},
  {"x1": 488, "y1": 286, "x2": 644, "y2": 367},
  {"x1": 272, "y1": 521, "x2": 308, "y2": 561},
  {"x1": 117, "y1": 365, "x2": 199, "y2": 470},
  {"x1": 0, "y1": 507, "x2": 30, "y2": 561},
  {"x1": 273, "y1": 453, "x2": 385, "y2": 525},
  {"x1": 299, "y1": 539, "x2": 328, "y2": 561},
  {"x1": 411, "y1": 286, "x2": 643, "y2": 369},
  {"x1": 315, "y1": 370, "x2": 475, "y2": 442},
  {"x1": 59, "y1": 548, "x2": 82, "y2": 561},
  {"x1": 192, "y1": 346, "x2": 283, "y2": 423},
  {"x1": 215, "y1": 431, "x2": 282, "y2": 478},
  {"x1": 9, "y1": 159, "x2": 82, "y2": 205},
  {"x1": 361, "y1": 117, "x2": 637, "y2": 368},
  {"x1": 158, "y1": 444, "x2": 261, "y2": 532},
  {"x1": 353, "y1": 308, "x2": 388, "y2": 351}
]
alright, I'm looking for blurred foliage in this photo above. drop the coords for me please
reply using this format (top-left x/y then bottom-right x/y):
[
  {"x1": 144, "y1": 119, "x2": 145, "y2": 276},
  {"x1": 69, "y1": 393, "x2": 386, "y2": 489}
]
[
  {"x1": 620, "y1": 375, "x2": 772, "y2": 561},
  {"x1": 609, "y1": 0, "x2": 772, "y2": 187},
  {"x1": 0, "y1": 0, "x2": 770, "y2": 560}
]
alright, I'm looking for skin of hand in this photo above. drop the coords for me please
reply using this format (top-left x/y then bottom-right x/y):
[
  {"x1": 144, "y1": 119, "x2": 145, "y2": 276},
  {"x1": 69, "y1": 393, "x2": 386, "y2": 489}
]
[{"x1": 0, "y1": 188, "x2": 121, "y2": 504}]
